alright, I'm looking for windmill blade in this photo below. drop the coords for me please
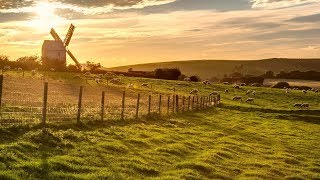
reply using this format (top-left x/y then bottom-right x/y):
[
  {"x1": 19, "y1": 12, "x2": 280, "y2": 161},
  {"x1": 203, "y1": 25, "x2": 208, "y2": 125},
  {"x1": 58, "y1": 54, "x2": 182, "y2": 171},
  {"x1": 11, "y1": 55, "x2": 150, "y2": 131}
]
[
  {"x1": 66, "y1": 49, "x2": 82, "y2": 70},
  {"x1": 64, "y1": 24, "x2": 75, "y2": 47},
  {"x1": 50, "y1": 28, "x2": 63, "y2": 42}
]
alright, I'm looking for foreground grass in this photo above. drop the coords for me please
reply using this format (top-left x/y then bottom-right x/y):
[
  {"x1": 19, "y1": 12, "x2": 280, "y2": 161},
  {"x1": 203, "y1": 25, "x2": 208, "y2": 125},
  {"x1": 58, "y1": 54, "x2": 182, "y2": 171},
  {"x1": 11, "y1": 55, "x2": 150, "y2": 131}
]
[{"x1": 1, "y1": 107, "x2": 320, "y2": 179}]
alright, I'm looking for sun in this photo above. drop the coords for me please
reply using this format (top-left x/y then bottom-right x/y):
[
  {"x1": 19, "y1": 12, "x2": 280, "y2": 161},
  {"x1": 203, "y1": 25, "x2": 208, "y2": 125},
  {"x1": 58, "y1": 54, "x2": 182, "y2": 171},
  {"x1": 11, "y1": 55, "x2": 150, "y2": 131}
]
[{"x1": 28, "y1": 2, "x2": 65, "y2": 31}]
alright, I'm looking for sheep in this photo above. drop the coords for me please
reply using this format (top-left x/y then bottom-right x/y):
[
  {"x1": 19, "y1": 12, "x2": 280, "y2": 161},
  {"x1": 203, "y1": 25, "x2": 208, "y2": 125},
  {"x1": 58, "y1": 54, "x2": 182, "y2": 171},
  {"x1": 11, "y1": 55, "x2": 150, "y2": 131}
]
[
  {"x1": 84, "y1": 72, "x2": 91, "y2": 77},
  {"x1": 233, "y1": 85, "x2": 240, "y2": 89},
  {"x1": 302, "y1": 90, "x2": 307, "y2": 94},
  {"x1": 50, "y1": 68, "x2": 55, "y2": 72},
  {"x1": 223, "y1": 82, "x2": 230, "y2": 85},
  {"x1": 184, "y1": 77, "x2": 191, "y2": 81},
  {"x1": 285, "y1": 88, "x2": 290, "y2": 94},
  {"x1": 95, "y1": 78, "x2": 101, "y2": 84},
  {"x1": 301, "y1": 103, "x2": 310, "y2": 108},
  {"x1": 294, "y1": 103, "x2": 302, "y2": 108},
  {"x1": 110, "y1": 78, "x2": 121, "y2": 84},
  {"x1": 190, "y1": 89, "x2": 199, "y2": 94},
  {"x1": 315, "y1": 90, "x2": 319, "y2": 93},
  {"x1": 240, "y1": 83, "x2": 246, "y2": 86},
  {"x1": 119, "y1": 74, "x2": 124, "y2": 77},
  {"x1": 73, "y1": 75, "x2": 81, "y2": 79},
  {"x1": 17, "y1": 67, "x2": 23, "y2": 71},
  {"x1": 225, "y1": 89, "x2": 229, "y2": 93},
  {"x1": 210, "y1": 91, "x2": 219, "y2": 96},
  {"x1": 246, "y1": 90, "x2": 251, "y2": 95},
  {"x1": 252, "y1": 91, "x2": 256, "y2": 96},
  {"x1": 127, "y1": 84, "x2": 134, "y2": 89},
  {"x1": 141, "y1": 83, "x2": 149, "y2": 88},
  {"x1": 233, "y1": 96, "x2": 242, "y2": 101},
  {"x1": 31, "y1": 70, "x2": 37, "y2": 76},
  {"x1": 246, "y1": 98, "x2": 254, "y2": 103},
  {"x1": 203, "y1": 80, "x2": 211, "y2": 85},
  {"x1": 3, "y1": 66, "x2": 10, "y2": 71}
]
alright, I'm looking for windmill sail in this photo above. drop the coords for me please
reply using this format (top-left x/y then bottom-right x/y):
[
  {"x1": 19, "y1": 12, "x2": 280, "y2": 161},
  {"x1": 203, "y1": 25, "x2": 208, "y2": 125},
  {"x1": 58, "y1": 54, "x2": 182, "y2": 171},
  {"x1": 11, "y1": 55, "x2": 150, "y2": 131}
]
[
  {"x1": 50, "y1": 28, "x2": 63, "y2": 42},
  {"x1": 64, "y1": 24, "x2": 75, "y2": 47},
  {"x1": 66, "y1": 49, "x2": 82, "y2": 70}
]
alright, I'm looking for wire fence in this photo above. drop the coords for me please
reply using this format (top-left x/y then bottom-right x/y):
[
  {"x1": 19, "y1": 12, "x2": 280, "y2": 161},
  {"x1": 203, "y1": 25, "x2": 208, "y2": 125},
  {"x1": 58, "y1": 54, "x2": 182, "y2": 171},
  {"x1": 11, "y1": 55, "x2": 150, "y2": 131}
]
[{"x1": 0, "y1": 75, "x2": 220, "y2": 126}]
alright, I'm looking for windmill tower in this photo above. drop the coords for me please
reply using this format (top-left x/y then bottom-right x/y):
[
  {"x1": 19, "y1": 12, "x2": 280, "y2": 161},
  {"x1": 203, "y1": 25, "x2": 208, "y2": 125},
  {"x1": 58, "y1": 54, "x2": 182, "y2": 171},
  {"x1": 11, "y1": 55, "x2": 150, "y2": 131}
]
[{"x1": 42, "y1": 24, "x2": 82, "y2": 70}]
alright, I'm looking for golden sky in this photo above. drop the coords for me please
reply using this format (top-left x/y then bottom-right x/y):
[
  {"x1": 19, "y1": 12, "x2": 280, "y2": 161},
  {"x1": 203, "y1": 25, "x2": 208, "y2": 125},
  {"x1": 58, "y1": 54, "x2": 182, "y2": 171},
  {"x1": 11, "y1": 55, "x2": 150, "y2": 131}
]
[{"x1": 0, "y1": 0, "x2": 320, "y2": 67}]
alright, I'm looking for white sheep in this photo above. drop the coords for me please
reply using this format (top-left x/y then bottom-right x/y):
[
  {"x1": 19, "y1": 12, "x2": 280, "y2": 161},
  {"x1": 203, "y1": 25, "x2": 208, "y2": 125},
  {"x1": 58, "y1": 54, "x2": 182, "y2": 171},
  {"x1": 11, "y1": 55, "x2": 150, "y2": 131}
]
[
  {"x1": 210, "y1": 91, "x2": 219, "y2": 96},
  {"x1": 17, "y1": 67, "x2": 23, "y2": 71},
  {"x1": 190, "y1": 89, "x2": 199, "y2": 94},
  {"x1": 184, "y1": 77, "x2": 191, "y2": 81},
  {"x1": 3, "y1": 66, "x2": 10, "y2": 71},
  {"x1": 141, "y1": 83, "x2": 149, "y2": 88},
  {"x1": 31, "y1": 70, "x2": 37, "y2": 76},
  {"x1": 84, "y1": 72, "x2": 91, "y2": 77},
  {"x1": 294, "y1": 103, "x2": 302, "y2": 108},
  {"x1": 119, "y1": 74, "x2": 124, "y2": 77},
  {"x1": 223, "y1": 82, "x2": 230, "y2": 85},
  {"x1": 233, "y1": 96, "x2": 242, "y2": 101},
  {"x1": 225, "y1": 89, "x2": 229, "y2": 93},
  {"x1": 233, "y1": 85, "x2": 240, "y2": 89},
  {"x1": 246, "y1": 90, "x2": 251, "y2": 95},
  {"x1": 315, "y1": 90, "x2": 319, "y2": 93},
  {"x1": 246, "y1": 98, "x2": 254, "y2": 103},
  {"x1": 252, "y1": 91, "x2": 256, "y2": 96},
  {"x1": 95, "y1": 78, "x2": 101, "y2": 83},
  {"x1": 285, "y1": 88, "x2": 290, "y2": 94},
  {"x1": 50, "y1": 68, "x2": 55, "y2": 72},
  {"x1": 240, "y1": 83, "x2": 246, "y2": 86},
  {"x1": 301, "y1": 103, "x2": 309, "y2": 108},
  {"x1": 203, "y1": 80, "x2": 211, "y2": 85},
  {"x1": 302, "y1": 90, "x2": 307, "y2": 94}
]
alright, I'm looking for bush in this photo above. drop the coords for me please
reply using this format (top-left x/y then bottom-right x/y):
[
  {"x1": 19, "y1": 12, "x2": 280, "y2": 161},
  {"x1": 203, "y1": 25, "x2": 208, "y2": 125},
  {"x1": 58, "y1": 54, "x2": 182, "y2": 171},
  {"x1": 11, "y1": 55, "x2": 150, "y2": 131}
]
[
  {"x1": 154, "y1": 68, "x2": 181, "y2": 80},
  {"x1": 272, "y1": 82, "x2": 290, "y2": 89},
  {"x1": 189, "y1": 75, "x2": 200, "y2": 82}
]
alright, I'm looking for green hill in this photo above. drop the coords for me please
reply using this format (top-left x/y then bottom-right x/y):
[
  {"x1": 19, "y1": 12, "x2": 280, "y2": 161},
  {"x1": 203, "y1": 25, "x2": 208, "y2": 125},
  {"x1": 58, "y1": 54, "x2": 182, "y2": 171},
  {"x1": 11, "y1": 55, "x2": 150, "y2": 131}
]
[{"x1": 106, "y1": 58, "x2": 320, "y2": 79}]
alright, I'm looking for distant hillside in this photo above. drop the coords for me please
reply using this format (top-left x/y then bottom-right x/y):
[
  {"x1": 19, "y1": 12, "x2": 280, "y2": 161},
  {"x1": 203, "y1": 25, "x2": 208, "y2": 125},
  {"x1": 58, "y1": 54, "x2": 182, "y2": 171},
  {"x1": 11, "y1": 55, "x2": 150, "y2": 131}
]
[{"x1": 106, "y1": 58, "x2": 320, "y2": 79}]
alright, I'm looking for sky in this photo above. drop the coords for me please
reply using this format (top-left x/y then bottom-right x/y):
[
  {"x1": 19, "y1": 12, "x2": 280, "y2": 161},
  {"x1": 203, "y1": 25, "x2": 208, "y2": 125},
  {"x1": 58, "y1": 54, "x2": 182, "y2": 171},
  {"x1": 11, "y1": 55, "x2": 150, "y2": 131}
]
[{"x1": 0, "y1": 0, "x2": 320, "y2": 67}]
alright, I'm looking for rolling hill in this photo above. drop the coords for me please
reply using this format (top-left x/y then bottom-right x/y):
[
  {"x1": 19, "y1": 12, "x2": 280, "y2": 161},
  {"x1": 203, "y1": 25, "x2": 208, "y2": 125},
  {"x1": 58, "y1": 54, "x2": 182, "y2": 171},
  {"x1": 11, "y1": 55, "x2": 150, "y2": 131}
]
[{"x1": 106, "y1": 58, "x2": 320, "y2": 79}]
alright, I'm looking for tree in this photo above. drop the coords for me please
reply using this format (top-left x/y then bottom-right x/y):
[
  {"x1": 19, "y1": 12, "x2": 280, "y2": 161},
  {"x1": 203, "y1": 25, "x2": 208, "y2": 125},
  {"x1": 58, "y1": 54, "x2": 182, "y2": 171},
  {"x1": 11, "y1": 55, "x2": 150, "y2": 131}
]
[
  {"x1": 16, "y1": 56, "x2": 41, "y2": 70},
  {"x1": 154, "y1": 68, "x2": 181, "y2": 80},
  {"x1": 264, "y1": 71, "x2": 274, "y2": 78},
  {"x1": 189, "y1": 75, "x2": 200, "y2": 82},
  {"x1": 86, "y1": 61, "x2": 101, "y2": 73}
]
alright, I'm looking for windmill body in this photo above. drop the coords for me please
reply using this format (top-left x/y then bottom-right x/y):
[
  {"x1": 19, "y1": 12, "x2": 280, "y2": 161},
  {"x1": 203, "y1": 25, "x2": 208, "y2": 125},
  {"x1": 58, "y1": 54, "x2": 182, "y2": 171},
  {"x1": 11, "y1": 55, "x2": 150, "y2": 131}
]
[{"x1": 42, "y1": 24, "x2": 82, "y2": 70}]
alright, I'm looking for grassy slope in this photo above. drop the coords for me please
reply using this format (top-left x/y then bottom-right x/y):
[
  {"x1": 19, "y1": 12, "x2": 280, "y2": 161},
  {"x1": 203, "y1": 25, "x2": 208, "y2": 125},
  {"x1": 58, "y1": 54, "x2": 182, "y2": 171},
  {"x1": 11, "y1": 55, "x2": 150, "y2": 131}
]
[
  {"x1": 0, "y1": 72, "x2": 320, "y2": 179},
  {"x1": 106, "y1": 59, "x2": 320, "y2": 79}
]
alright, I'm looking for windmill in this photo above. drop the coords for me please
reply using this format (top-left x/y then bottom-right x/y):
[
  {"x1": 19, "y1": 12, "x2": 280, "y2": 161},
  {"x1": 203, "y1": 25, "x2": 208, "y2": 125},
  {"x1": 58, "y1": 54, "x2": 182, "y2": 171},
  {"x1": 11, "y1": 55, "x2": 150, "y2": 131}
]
[{"x1": 42, "y1": 24, "x2": 82, "y2": 70}]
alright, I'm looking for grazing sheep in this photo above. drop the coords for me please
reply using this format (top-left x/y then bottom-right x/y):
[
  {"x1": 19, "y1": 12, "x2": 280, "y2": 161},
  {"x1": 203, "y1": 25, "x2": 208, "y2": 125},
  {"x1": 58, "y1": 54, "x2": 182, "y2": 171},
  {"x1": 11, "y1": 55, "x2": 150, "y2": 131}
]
[
  {"x1": 119, "y1": 74, "x2": 124, "y2": 77},
  {"x1": 285, "y1": 88, "x2": 290, "y2": 94},
  {"x1": 223, "y1": 82, "x2": 230, "y2": 85},
  {"x1": 302, "y1": 90, "x2": 307, "y2": 94},
  {"x1": 95, "y1": 78, "x2": 101, "y2": 83},
  {"x1": 233, "y1": 85, "x2": 240, "y2": 89},
  {"x1": 246, "y1": 90, "x2": 251, "y2": 95},
  {"x1": 127, "y1": 84, "x2": 134, "y2": 89},
  {"x1": 31, "y1": 70, "x2": 37, "y2": 76},
  {"x1": 233, "y1": 96, "x2": 242, "y2": 101},
  {"x1": 210, "y1": 91, "x2": 219, "y2": 96},
  {"x1": 184, "y1": 77, "x2": 191, "y2": 81},
  {"x1": 246, "y1": 98, "x2": 254, "y2": 103},
  {"x1": 50, "y1": 68, "x2": 55, "y2": 72},
  {"x1": 240, "y1": 83, "x2": 246, "y2": 86},
  {"x1": 110, "y1": 78, "x2": 121, "y2": 84},
  {"x1": 3, "y1": 66, "x2": 10, "y2": 71},
  {"x1": 17, "y1": 67, "x2": 23, "y2": 71},
  {"x1": 190, "y1": 89, "x2": 199, "y2": 94},
  {"x1": 203, "y1": 80, "x2": 211, "y2": 85},
  {"x1": 301, "y1": 103, "x2": 309, "y2": 108},
  {"x1": 84, "y1": 72, "x2": 91, "y2": 77},
  {"x1": 73, "y1": 75, "x2": 81, "y2": 79},
  {"x1": 315, "y1": 90, "x2": 319, "y2": 93},
  {"x1": 294, "y1": 103, "x2": 302, "y2": 108},
  {"x1": 142, "y1": 83, "x2": 149, "y2": 88},
  {"x1": 225, "y1": 89, "x2": 229, "y2": 93},
  {"x1": 252, "y1": 91, "x2": 256, "y2": 96}
]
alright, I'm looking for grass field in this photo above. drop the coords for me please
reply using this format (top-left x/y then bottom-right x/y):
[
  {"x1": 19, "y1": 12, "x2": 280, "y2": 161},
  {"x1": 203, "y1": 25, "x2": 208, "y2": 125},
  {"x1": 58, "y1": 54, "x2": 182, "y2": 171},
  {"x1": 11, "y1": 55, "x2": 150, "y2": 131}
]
[{"x1": 0, "y1": 71, "x2": 320, "y2": 179}]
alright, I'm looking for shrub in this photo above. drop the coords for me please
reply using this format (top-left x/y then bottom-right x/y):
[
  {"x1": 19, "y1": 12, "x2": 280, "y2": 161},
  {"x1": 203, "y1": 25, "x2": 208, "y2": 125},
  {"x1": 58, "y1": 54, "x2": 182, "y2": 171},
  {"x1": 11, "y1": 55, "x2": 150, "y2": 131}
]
[
  {"x1": 189, "y1": 75, "x2": 200, "y2": 82},
  {"x1": 272, "y1": 81, "x2": 290, "y2": 89},
  {"x1": 154, "y1": 68, "x2": 181, "y2": 80}
]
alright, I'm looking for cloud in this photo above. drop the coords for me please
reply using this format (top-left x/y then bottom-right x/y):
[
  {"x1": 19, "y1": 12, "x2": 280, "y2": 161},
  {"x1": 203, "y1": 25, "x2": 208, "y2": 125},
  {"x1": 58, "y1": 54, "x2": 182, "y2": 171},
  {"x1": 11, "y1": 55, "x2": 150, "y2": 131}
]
[
  {"x1": 0, "y1": 0, "x2": 34, "y2": 9},
  {"x1": 288, "y1": 13, "x2": 320, "y2": 22},
  {"x1": 250, "y1": 0, "x2": 320, "y2": 9}
]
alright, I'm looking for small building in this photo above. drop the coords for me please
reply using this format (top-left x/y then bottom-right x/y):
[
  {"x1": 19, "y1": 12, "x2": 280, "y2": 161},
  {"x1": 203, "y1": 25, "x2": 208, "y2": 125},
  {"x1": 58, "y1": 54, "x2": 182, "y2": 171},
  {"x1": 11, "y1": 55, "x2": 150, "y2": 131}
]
[{"x1": 42, "y1": 40, "x2": 66, "y2": 68}]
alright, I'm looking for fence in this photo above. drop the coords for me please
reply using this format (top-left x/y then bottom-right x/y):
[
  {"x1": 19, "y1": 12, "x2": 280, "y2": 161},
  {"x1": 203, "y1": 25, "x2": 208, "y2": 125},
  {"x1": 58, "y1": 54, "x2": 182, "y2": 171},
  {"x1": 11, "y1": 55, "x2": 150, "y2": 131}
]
[{"x1": 0, "y1": 75, "x2": 220, "y2": 126}]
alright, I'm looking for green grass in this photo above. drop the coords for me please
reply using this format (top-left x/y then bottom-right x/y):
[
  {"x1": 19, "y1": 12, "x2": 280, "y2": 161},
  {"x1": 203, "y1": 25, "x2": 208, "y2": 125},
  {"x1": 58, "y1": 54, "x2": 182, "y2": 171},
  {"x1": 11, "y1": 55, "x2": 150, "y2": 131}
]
[{"x1": 0, "y1": 71, "x2": 320, "y2": 179}]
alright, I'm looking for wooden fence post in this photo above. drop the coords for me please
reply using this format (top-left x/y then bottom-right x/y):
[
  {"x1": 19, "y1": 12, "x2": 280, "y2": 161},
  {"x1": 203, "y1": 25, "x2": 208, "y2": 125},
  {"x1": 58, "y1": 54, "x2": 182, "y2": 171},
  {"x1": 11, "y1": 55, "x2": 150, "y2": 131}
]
[
  {"x1": 42, "y1": 82, "x2": 48, "y2": 127},
  {"x1": 196, "y1": 96, "x2": 199, "y2": 110},
  {"x1": 121, "y1": 91, "x2": 125, "y2": 120},
  {"x1": 158, "y1": 94, "x2": 162, "y2": 115},
  {"x1": 22, "y1": 71, "x2": 25, "y2": 78},
  {"x1": 0, "y1": 75, "x2": 3, "y2": 119},
  {"x1": 167, "y1": 96, "x2": 170, "y2": 115},
  {"x1": 77, "y1": 86, "x2": 83, "y2": 123},
  {"x1": 136, "y1": 93, "x2": 140, "y2": 119},
  {"x1": 187, "y1": 96, "x2": 190, "y2": 111},
  {"x1": 172, "y1": 94, "x2": 175, "y2": 113},
  {"x1": 192, "y1": 96, "x2": 195, "y2": 110},
  {"x1": 148, "y1": 95, "x2": 151, "y2": 115},
  {"x1": 176, "y1": 95, "x2": 179, "y2": 113},
  {"x1": 182, "y1": 96, "x2": 185, "y2": 112},
  {"x1": 100, "y1": 91, "x2": 105, "y2": 121}
]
